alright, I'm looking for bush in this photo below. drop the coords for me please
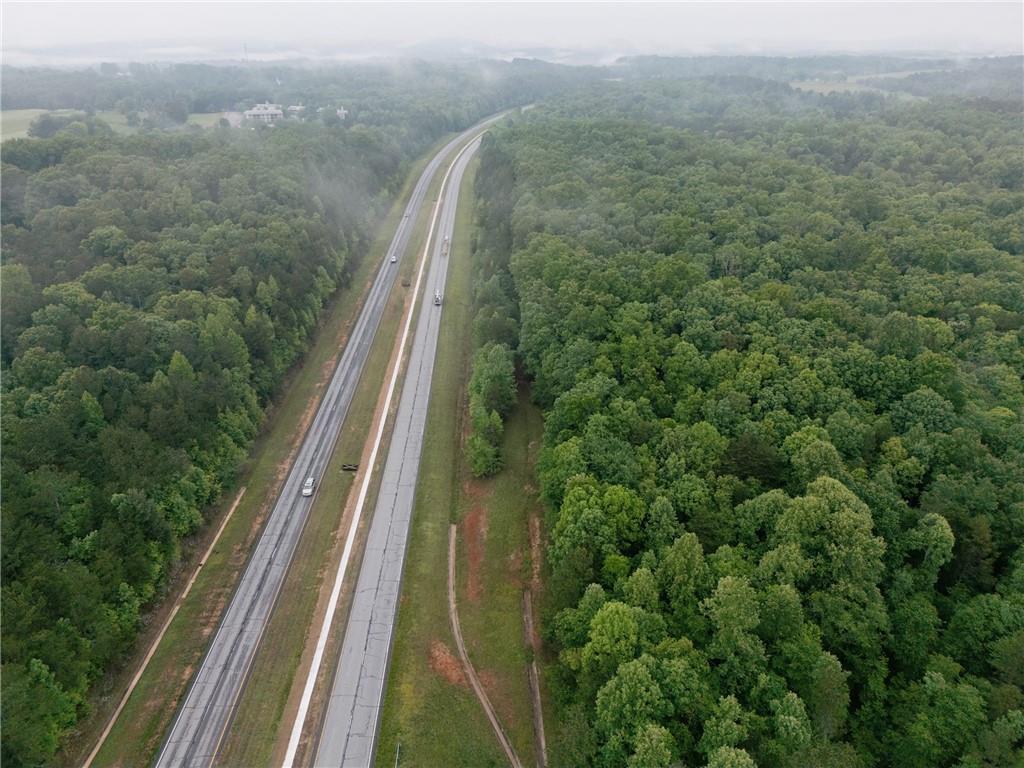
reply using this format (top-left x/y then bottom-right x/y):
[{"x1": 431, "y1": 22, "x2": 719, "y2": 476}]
[{"x1": 467, "y1": 433, "x2": 502, "y2": 477}]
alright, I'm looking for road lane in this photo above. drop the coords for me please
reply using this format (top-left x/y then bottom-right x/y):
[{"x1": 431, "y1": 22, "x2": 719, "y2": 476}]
[
  {"x1": 154, "y1": 117, "x2": 502, "y2": 768},
  {"x1": 311, "y1": 134, "x2": 481, "y2": 768}
]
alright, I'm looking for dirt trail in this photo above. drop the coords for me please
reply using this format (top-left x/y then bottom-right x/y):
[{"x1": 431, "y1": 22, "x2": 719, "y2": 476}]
[
  {"x1": 447, "y1": 524, "x2": 524, "y2": 768},
  {"x1": 522, "y1": 591, "x2": 547, "y2": 768},
  {"x1": 523, "y1": 508, "x2": 548, "y2": 768}
]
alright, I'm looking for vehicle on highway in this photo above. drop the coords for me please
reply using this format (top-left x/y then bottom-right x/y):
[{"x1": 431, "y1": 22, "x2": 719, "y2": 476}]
[
  {"x1": 434, "y1": 290, "x2": 442, "y2": 305},
  {"x1": 302, "y1": 477, "x2": 315, "y2": 496},
  {"x1": 442, "y1": 236, "x2": 450, "y2": 256},
  {"x1": 390, "y1": 254, "x2": 397, "y2": 263}
]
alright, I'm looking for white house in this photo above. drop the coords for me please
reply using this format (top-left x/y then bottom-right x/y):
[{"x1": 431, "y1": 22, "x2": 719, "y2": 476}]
[{"x1": 244, "y1": 103, "x2": 284, "y2": 123}]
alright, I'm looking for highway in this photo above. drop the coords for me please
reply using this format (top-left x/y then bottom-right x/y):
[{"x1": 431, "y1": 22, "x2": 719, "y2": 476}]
[
  {"x1": 308, "y1": 135, "x2": 482, "y2": 767},
  {"x1": 154, "y1": 117, "x2": 501, "y2": 768}
]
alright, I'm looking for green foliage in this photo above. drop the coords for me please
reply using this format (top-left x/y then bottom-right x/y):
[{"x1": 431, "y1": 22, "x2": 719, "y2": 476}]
[
  {"x1": 473, "y1": 71, "x2": 1024, "y2": 768},
  {"x1": 0, "y1": 660, "x2": 77, "y2": 767},
  {"x1": 463, "y1": 144, "x2": 524, "y2": 475},
  {"x1": 467, "y1": 433, "x2": 503, "y2": 477}
]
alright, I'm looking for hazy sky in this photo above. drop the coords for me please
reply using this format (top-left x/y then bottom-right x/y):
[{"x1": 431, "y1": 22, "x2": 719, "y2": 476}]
[{"x1": 3, "y1": 1, "x2": 1022, "y2": 65}]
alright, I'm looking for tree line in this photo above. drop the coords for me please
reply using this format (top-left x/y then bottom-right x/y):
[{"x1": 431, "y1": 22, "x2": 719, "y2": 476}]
[
  {"x1": 472, "y1": 74, "x2": 1023, "y2": 768},
  {"x1": 2, "y1": 58, "x2": 599, "y2": 138},
  {"x1": 464, "y1": 151, "x2": 521, "y2": 476}
]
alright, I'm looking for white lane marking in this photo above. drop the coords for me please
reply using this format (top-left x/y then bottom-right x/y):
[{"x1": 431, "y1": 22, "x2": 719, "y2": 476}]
[{"x1": 282, "y1": 132, "x2": 486, "y2": 768}]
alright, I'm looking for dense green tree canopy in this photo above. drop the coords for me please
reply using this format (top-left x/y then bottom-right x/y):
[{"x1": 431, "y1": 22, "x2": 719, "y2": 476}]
[{"x1": 472, "y1": 69, "x2": 1023, "y2": 767}]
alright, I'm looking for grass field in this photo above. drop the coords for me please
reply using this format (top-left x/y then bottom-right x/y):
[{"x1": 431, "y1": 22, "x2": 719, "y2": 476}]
[
  {"x1": 1, "y1": 109, "x2": 51, "y2": 139},
  {"x1": 187, "y1": 111, "x2": 224, "y2": 128},
  {"x1": 65, "y1": 135, "x2": 456, "y2": 768},
  {"x1": 1, "y1": 108, "x2": 223, "y2": 140},
  {"x1": 790, "y1": 68, "x2": 941, "y2": 98},
  {"x1": 215, "y1": 132, "x2": 460, "y2": 767},
  {"x1": 789, "y1": 80, "x2": 881, "y2": 94},
  {"x1": 376, "y1": 153, "x2": 549, "y2": 767}
]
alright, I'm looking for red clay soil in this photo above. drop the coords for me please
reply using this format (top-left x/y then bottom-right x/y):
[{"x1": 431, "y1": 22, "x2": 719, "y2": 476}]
[
  {"x1": 462, "y1": 497, "x2": 489, "y2": 603},
  {"x1": 528, "y1": 515, "x2": 543, "y2": 643},
  {"x1": 430, "y1": 640, "x2": 468, "y2": 687},
  {"x1": 508, "y1": 548, "x2": 524, "y2": 589},
  {"x1": 478, "y1": 668, "x2": 499, "y2": 693}
]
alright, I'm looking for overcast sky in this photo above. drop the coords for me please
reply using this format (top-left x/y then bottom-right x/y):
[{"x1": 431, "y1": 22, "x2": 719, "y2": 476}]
[{"x1": 3, "y1": 1, "x2": 1022, "y2": 66}]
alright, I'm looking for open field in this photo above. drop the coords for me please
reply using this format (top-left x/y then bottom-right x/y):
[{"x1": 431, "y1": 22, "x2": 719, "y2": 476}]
[
  {"x1": 1, "y1": 108, "x2": 223, "y2": 140},
  {"x1": 186, "y1": 111, "x2": 224, "y2": 128},
  {"x1": 1, "y1": 109, "x2": 51, "y2": 139},
  {"x1": 63, "y1": 135, "x2": 455, "y2": 768},
  {"x1": 850, "y1": 67, "x2": 952, "y2": 82},
  {"x1": 789, "y1": 80, "x2": 881, "y2": 94},
  {"x1": 790, "y1": 67, "x2": 945, "y2": 97},
  {"x1": 214, "y1": 132, "x2": 458, "y2": 768},
  {"x1": 1, "y1": 109, "x2": 131, "y2": 139}
]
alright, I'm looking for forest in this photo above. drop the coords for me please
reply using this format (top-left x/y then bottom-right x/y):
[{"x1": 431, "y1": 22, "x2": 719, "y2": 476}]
[
  {"x1": 0, "y1": 61, "x2": 586, "y2": 766},
  {"x1": 471, "y1": 68, "x2": 1023, "y2": 767},
  {"x1": 2, "y1": 53, "x2": 1022, "y2": 767}
]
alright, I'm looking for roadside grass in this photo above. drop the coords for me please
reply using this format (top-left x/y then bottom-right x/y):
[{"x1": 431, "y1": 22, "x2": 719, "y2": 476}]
[
  {"x1": 215, "y1": 132, "x2": 459, "y2": 767},
  {"x1": 376, "y1": 155, "x2": 513, "y2": 768},
  {"x1": 455, "y1": 388, "x2": 545, "y2": 767},
  {"x1": 68, "y1": 133, "x2": 455, "y2": 768}
]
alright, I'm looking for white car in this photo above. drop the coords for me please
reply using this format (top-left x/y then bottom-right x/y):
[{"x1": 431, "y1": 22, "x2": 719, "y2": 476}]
[
  {"x1": 302, "y1": 477, "x2": 315, "y2": 497},
  {"x1": 434, "y1": 290, "x2": 442, "y2": 306},
  {"x1": 390, "y1": 254, "x2": 397, "y2": 263}
]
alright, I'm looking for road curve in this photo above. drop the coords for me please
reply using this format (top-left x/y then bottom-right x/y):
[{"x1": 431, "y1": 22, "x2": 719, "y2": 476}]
[
  {"x1": 311, "y1": 135, "x2": 481, "y2": 768},
  {"x1": 154, "y1": 117, "x2": 504, "y2": 768}
]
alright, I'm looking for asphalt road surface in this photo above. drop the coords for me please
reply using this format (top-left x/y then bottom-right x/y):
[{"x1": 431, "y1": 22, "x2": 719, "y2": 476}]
[
  {"x1": 154, "y1": 119, "x2": 499, "y2": 768},
  {"x1": 312, "y1": 136, "x2": 482, "y2": 768}
]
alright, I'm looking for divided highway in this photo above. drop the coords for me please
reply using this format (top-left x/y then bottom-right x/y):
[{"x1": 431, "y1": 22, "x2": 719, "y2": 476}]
[
  {"x1": 309, "y1": 134, "x2": 482, "y2": 768},
  {"x1": 154, "y1": 117, "x2": 503, "y2": 768}
]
